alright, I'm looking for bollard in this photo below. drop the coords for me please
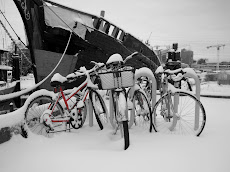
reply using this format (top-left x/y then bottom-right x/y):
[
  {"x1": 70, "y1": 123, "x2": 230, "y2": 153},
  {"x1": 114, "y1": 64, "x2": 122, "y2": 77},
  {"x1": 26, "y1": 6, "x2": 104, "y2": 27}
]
[
  {"x1": 9, "y1": 102, "x2": 14, "y2": 112},
  {"x1": 129, "y1": 67, "x2": 157, "y2": 128},
  {"x1": 87, "y1": 99, "x2": 94, "y2": 127}
]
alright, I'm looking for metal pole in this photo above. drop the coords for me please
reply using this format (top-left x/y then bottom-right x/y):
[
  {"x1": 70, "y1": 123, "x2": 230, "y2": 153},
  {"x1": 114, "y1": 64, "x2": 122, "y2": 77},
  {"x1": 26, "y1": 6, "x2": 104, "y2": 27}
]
[
  {"x1": 217, "y1": 47, "x2": 220, "y2": 71},
  {"x1": 12, "y1": 54, "x2": 21, "y2": 108},
  {"x1": 88, "y1": 99, "x2": 93, "y2": 127}
]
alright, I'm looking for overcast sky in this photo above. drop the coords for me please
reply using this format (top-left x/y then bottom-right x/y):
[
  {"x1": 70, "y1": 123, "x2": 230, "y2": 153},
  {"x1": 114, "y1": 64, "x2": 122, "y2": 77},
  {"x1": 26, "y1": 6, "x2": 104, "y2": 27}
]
[{"x1": 1, "y1": 0, "x2": 230, "y2": 62}]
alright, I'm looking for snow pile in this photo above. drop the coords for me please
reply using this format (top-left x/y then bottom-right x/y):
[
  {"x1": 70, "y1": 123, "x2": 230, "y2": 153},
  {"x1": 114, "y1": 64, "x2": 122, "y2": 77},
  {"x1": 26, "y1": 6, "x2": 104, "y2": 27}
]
[
  {"x1": 0, "y1": 97, "x2": 230, "y2": 172},
  {"x1": 0, "y1": 89, "x2": 54, "y2": 129},
  {"x1": 20, "y1": 74, "x2": 35, "y2": 90},
  {"x1": 0, "y1": 75, "x2": 230, "y2": 172}
]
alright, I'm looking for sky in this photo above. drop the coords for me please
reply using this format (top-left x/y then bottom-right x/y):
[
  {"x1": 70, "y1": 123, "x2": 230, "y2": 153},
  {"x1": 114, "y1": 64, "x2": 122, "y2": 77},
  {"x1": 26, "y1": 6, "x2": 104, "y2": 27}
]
[{"x1": 0, "y1": 0, "x2": 230, "y2": 62}]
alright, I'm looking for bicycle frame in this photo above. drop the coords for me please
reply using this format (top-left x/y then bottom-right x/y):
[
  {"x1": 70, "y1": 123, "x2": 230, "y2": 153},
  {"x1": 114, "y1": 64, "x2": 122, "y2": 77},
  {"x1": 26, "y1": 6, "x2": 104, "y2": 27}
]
[{"x1": 48, "y1": 72, "x2": 93, "y2": 124}]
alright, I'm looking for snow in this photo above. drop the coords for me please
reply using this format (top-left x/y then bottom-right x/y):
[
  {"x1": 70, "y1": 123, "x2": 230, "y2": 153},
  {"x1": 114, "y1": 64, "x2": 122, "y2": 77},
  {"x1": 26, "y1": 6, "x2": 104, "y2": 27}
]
[
  {"x1": 20, "y1": 74, "x2": 35, "y2": 90},
  {"x1": 200, "y1": 82, "x2": 230, "y2": 97},
  {"x1": 0, "y1": 96, "x2": 230, "y2": 172},
  {"x1": 183, "y1": 67, "x2": 197, "y2": 76},
  {"x1": 0, "y1": 89, "x2": 54, "y2": 128},
  {"x1": 50, "y1": 73, "x2": 67, "y2": 83},
  {"x1": 155, "y1": 65, "x2": 164, "y2": 74},
  {"x1": 1, "y1": 75, "x2": 230, "y2": 172},
  {"x1": 117, "y1": 92, "x2": 127, "y2": 121},
  {"x1": 0, "y1": 65, "x2": 12, "y2": 70},
  {"x1": 135, "y1": 67, "x2": 155, "y2": 78},
  {"x1": 106, "y1": 53, "x2": 123, "y2": 64}
]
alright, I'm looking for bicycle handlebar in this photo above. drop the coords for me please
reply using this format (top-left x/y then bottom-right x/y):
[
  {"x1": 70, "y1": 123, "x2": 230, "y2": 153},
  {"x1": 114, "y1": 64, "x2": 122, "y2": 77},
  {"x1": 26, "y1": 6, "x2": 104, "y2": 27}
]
[
  {"x1": 155, "y1": 66, "x2": 185, "y2": 75},
  {"x1": 164, "y1": 68, "x2": 186, "y2": 75},
  {"x1": 67, "y1": 52, "x2": 139, "y2": 79},
  {"x1": 155, "y1": 66, "x2": 187, "y2": 82}
]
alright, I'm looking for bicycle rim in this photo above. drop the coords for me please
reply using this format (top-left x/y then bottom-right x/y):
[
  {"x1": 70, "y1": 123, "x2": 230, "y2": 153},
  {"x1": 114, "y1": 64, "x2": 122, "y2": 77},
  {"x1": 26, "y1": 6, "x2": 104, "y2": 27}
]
[
  {"x1": 25, "y1": 95, "x2": 63, "y2": 137},
  {"x1": 153, "y1": 91, "x2": 206, "y2": 136}
]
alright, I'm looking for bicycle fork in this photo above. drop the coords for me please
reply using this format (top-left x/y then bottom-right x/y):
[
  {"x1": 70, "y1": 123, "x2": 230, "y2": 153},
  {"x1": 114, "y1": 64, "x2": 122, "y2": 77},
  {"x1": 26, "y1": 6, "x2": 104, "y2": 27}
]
[
  {"x1": 113, "y1": 91, "x2": 128, "y2": 136},
  {"x1": 162, "y1": 93, "x2": 180, "y2": 131}
]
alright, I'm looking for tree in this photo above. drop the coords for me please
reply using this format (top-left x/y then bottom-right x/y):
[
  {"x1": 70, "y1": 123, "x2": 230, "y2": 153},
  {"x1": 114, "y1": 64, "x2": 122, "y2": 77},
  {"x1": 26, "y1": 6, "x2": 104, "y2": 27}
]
[{"x1": 197, "y1": 58, "x2": 207, "y2": 64}]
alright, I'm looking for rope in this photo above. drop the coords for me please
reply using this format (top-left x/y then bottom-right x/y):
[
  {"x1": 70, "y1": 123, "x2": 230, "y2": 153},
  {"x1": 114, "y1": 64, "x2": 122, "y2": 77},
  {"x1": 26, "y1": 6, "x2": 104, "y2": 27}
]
[{"x1": 0, "y1": 29, "x2": 73, "y2": 102}]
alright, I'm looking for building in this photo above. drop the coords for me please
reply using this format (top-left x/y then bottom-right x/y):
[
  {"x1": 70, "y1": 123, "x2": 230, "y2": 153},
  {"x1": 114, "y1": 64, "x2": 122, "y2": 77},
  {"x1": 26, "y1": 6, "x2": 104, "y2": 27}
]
[{"x1": 181, "y1": 49, "x2": 193, "y2": 66}]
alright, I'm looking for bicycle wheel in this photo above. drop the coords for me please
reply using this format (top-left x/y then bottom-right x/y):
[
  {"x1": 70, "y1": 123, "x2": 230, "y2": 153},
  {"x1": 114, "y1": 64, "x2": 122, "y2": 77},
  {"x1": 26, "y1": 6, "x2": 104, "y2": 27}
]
[
  {"x1": 25, "y1": 95, "x2": 64, "y2": 137},
  {"x1": 89, "y1": 89, "x2": 108, "y2": 130},
  {"x1": 130, "y1": 90, "x2": 155, "y2": 132},
  {"x1": 70, "y1": 102, "x2": 87, "y2": 129},
  {"x1": 153, "y1": 91, "x2": 206, "y2": 136},
  {"x1": 112, "y1": 91, "x2": 130, "y2": 150}
]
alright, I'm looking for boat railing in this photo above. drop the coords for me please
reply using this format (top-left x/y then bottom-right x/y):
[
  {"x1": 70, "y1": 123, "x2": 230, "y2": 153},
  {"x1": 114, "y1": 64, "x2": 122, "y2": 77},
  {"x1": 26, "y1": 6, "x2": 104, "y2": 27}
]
[
  {"x1": 44, "y1": 0, "x2": 127, "y2": 43},
  {"x1": 93, "y1": 16, "x2": 126, "y2": 42}
]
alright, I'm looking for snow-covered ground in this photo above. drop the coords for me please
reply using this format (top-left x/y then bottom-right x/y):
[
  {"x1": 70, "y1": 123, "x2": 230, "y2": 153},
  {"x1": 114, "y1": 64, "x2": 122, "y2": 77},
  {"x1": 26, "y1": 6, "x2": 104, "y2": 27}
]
[
  {"x1": 0, "y1": 76, "x2": 230, "y2": 172},
  {"x1": 200, "y1": 81, "x2": 230, "y2": 96},
  {"x1": 0, "y1": 74, "x2": 230, "y2": 172}
]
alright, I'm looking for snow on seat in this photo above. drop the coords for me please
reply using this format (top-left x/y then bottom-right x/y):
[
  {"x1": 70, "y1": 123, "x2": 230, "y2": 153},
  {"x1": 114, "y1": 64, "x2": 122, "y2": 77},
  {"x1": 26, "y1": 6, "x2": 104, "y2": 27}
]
[{"x1": 50, "y1": 73, "x2": 67, "y2": 87}]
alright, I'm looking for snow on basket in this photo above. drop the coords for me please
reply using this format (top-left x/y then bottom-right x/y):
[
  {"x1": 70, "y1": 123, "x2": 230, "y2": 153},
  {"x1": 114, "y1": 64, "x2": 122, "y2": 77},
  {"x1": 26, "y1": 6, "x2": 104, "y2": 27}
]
[{"x1": 98, "y1": 67, "x2": 135, "y2": 90}]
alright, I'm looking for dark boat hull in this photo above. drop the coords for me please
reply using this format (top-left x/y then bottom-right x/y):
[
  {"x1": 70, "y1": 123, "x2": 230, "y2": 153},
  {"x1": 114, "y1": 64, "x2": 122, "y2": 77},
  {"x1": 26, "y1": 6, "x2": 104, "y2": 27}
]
[
  {"x1": 13, "y1": 0, "x2": 160, "y2": 91},
  {"x1": 0, "y1": 82, "x2": 17, "y2": 112}
]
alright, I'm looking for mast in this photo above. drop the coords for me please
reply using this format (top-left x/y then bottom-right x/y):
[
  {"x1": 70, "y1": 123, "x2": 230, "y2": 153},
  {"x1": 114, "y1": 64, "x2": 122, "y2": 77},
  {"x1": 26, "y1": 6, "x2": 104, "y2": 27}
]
[{"x1": 12, "y1": 0, "x2": 43, "y2": 84}]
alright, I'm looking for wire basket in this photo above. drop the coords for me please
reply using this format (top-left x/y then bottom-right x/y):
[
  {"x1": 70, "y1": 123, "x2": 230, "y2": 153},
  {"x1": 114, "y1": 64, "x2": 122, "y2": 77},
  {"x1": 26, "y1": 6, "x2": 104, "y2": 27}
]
[{"x1": 98, "y1": 67, "x2": 135, "y2": 90}]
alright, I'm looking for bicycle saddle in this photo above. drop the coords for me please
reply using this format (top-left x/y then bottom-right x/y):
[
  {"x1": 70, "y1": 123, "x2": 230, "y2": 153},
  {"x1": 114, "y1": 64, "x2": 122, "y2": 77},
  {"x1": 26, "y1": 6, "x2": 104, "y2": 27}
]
[{"x1": 50, "y1": 73, "x2": 67, "y2": 87}]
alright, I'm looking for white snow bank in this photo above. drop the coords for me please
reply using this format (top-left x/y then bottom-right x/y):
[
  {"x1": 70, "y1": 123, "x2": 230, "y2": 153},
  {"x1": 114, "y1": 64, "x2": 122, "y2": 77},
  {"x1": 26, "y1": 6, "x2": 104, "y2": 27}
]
[
  {"x1": 0, "y1": 89, "x2": 54, "y2": 128},
  {"x1": 0, "y1": 97, "x2": 230, "y2": 172},
  {"x1": 200, "y1": 82, "x2": 230, "y2": 96}
]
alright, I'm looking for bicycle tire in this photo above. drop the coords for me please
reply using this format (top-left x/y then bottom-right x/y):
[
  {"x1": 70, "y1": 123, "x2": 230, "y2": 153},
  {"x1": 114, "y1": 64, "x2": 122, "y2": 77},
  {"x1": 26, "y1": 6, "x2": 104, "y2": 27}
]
[
  {"x1": 25, "y1": 95, "x2": 64, "y2": 137},
  {"x1": 89, "y1": 89, "x2": 108, "y2": 130},
  {"x1": 122, "y1": 120, "x2": 130, "y2": 150},
  {"x1": 153, "y1": 91, "x2": 206, "y2": 136},
  {"x1": 112, "y1": 91, "x2": 130, "y2": 150}
]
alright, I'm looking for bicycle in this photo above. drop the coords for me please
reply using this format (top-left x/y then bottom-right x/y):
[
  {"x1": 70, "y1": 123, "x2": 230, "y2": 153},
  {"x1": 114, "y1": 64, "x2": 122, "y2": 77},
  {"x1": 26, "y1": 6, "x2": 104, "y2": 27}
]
[
  {"x1": 153, "y1": 66, "x2": 206, "y2": 136},
  {"x1": 98, "y1": 52, "x2": 139, "y2": 150},
  {"x1": 126, "y1": 78, "x2": 153, "y2": 130},
  {"x1": 25, "y1": 62, "x2": 108, "y2": 137}
]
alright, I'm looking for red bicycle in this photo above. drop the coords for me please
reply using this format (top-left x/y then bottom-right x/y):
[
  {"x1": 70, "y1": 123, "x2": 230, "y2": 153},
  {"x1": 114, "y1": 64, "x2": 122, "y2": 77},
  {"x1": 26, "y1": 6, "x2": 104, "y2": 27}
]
[{"x1": 25, "y1": 62, "x2": 108, "y2": 137}]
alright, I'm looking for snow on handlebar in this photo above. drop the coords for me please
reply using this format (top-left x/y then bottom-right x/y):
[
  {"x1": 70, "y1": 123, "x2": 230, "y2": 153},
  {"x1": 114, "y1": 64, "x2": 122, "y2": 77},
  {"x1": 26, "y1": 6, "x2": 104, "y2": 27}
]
[{"x1": 123, "y1": 52, "x2": 139, "y2": 64}]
